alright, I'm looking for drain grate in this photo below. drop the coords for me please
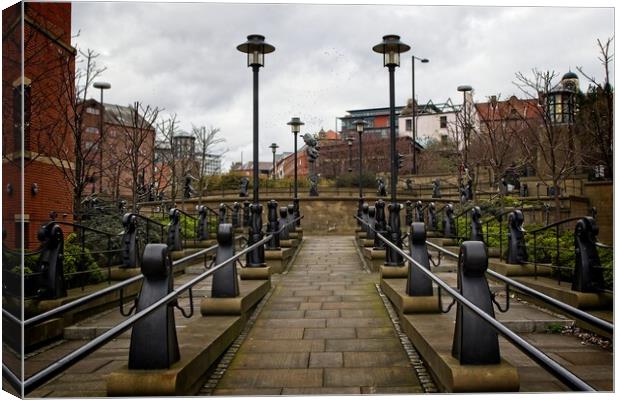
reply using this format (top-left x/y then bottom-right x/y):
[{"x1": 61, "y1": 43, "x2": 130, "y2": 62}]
[{"x1": 375, "y1": 283, "x2": 438, "y2": 393}]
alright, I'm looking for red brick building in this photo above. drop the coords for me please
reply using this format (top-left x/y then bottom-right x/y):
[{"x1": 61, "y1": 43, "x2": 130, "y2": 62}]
[{"x1": 2, "y1": 2, "x2": 76, "y2": 249}]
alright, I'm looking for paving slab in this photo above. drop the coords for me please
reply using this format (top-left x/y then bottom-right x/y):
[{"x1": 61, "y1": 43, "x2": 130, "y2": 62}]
[{"x1": 210, "y1": 235, "x2": 423, "y2": 395}]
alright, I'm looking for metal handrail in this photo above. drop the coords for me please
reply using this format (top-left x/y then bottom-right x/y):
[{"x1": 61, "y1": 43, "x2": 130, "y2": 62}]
[
  {"x1": 49, "y1": 221, "x2": 122, "y2": 238},
  {"x1": 2, "y1": 363, "x2": 20, "y2": 394},
  {"x1": 355, "y1": 216, "x2": 595, "y2": 391},
  {"x1": 175, "y1": 208, "x2": 198, "y2": 221},
  {"x1": 528, "y1": 216, "x2": 585, "y2": 235},
  {"x1": 22, "y1": 242, "x2": 220, "y2": 328},
  {"x1": 133, "y1": 213, "x2": 166, "y2": 228},
  {"x1": 22, "y1": 233, "x2": 273, "y2": 394},
  {"x1": 425, "y1": 241, "x2": 613, "y2": 334}
]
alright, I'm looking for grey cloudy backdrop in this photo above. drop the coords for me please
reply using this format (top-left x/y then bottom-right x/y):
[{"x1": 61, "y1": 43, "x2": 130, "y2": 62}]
[{"x1": 71, "y1": 2, "x2": 614, "y2": 171}]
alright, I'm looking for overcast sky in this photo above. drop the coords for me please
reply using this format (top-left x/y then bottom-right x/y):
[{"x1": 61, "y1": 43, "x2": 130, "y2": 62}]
[{"x1": 71, "y1": 1, "x2": 614, "y2": 171}]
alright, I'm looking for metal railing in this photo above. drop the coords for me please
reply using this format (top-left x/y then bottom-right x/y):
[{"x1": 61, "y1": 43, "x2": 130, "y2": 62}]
[
  {"x1": 11, "y1": 233, "x2": 273, "y2": 395},
  {"x1": 355, "y1": 215, "x2": 597, "y2": 391},
  {"x1": 425, "y1": 240, "x2": 613, "y2": 335}
]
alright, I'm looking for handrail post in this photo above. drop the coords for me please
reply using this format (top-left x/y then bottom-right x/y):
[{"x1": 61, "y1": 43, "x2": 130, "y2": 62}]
[
  {"x1": 35, "y1": 223, "x2": 66, "y2": 299},
  {"x1": 266, "y1": 200, "x2": 280, "y2": 250},
  {"x1": 373, "y1": 199, "x2": 387, "y2": 250},
  {"x1": 471, "y1": 207, "x2": 483, "y2": 241},
  {"x1": 443, "y1": 203, "x2": 455, "y2": 238},
  {"x1": 242, "y1": 200, "x2": 251, "y2": 228},
  {"x1": 211, "y1": 224, "x2": 240, "y2": 297},
  {"x1": 572, "y1": 217, "x2": 604, "y2": 292},
  {"x1": 197, "y1": 205, "x2": 209, "y2": 241},
  {"x1": 406, "y1": 222, "x2": 433, "y2": 296},
  {"x1": 405, "y1": 200, "x2": 413, "y2": 226},
  {"x1": 167, "y1": 208, "x2": 182, "y2": 251},
  {"x1": 128, "y1": 244, "x2": 180, "y2": 369},
  {"x1": 121, "y1": 213, "x2": 138, "y2": 268},
  {"x1": 232, "y1": 202, "x2": 241, "y2": 228},
  {"x1": 277, "y1": 207, "x2": 290, "y2": 240},
  {"x1": 452, "y1": 241, "x2": 500, "y2": 365},
  {"x1": 506, "y1": 210, "x2": 527, "y2": 264}
]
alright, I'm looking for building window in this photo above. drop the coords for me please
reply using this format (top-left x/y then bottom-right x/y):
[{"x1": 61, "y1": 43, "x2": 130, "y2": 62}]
[
  {"x1": 405, "y1": 119, "x2": 412, "y2": 131},
  {"x1": 86, "y1": 107, "x2": 100, "y2": 115},
  {"x1": 441, "y1": 134, "x2": 448, "y2": 145},
  {"x1": 440, "y1": 116, "x2": 447, "y2": 128},
  {"x1": 85, "y1": 127, "x2": 100, "y2": 134}
]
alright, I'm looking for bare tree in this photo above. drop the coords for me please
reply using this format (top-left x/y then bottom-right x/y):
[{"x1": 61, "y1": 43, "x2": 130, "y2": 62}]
[
  {"x1": 43, "y1": 48, "x2": 107, "y2": 221},
  {"x1": 155, "y1": 113, "x2": 182, "y2": 203},
  {"x1": 575, "y1": 37, "x2": 614, "y2": 179},
  {"x1": 514, "y1": 69, "x2": 577, "y2": 219},
  {"x1": 109, "y1": 102, "x2": 159, "y2": 210},
  {"x1": 191, "y1": 125, "x2": 225, "y2": 204}
]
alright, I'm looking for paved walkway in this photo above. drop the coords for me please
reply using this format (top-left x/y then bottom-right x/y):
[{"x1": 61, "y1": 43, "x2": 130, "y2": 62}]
[{"x1": 211, "y1": 236, "x2": 424, "y2": 395}]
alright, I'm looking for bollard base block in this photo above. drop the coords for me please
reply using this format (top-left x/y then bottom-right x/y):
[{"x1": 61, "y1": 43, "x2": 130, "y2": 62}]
[
  {"x1": 106, "y1": 315, "x2": 244, "y2": 396},
  {"x1": 294, "y1": 228, "x2": 304, "y2": 240},
  {"x1": 238, "y1": 265, "x2": 271, "y2": 280},
  {"x1": 361, "y1": 247, "x2": 385, "y2": 272},
  {"x1": 380, "y1": 265, "x2": 409, "y2": 279},
  {"x1": 399, "y1": 313, "x2": 519, "y2": 392},
  {"x1": 201, "y1": 279, "x2": 271, "y2": 316},
  {"x1": 264, "y1": 248, "x2": 294, "y2": 274},
  {"x1": 511, "y1": 276, "x2": 613, "y2": 310},
  {"x1": 356, "y1": 231, "x2": 368, "y2": 240},
  {"x1": 357, "y1": 238, "x2": 374, "y2": 248},
  {"x1": 279, "y1": 239, "x2": 299, "y2": 248},
  {"x1": 380, "y1": 278, "x2": 440, "y2": 314},
  {"x1": 488, "y1": 260, "x2": 552, "y2": 277},
  {"x1": 195, "y1": 239, "x2": 217, "y2": 248},
  {"x1": 110, "y1": 267, "x2": 141, "y2": 281},
  {"x1": 288, "y1": 232, "x2": 300, "y2": 240}
]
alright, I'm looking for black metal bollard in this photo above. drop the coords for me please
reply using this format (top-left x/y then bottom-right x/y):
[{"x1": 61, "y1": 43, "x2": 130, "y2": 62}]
[
  {"x1": 287, "y1": 204, "x2": 295, "y2": 226},
  {"x1": 361, "y1": 203, "x2": 370, "y2": 234},
  {"x1": 428, "y1": 202, "x2": 438, "y2": 231},
  {"x1": 443, "y1": 203, "x2": 455, "y2": 238},
  {"x1": 452, "y1": 241, "x2": 500, "y2": 365},
  {"x1": 212, "y1": 224, "x2": 240, "y2": 297},
  {"x1": 506, "y1": 210, "x2": 528, "y2": 264},
  {"x1": 415, "y1": 200, "x2": 424, "y2": 222},
  {"x1": 246, "y1": 203, "x2": 265, "y2": 267},
  {"x1": 35, "y1": 223, "x2": 66, "y2": 299},
  {"x1": 232, "y1": 202, "x2": 241, "y2": 228},
  {"x1": 278, "y1": 207, "x2": 290, "y2": 240},
  {"x1": 243, "y1": 200, "x2": 251, "y2": 227},
  {"x1": 219, "y1": 203, "x2": 227, "y2": 224},
  {"x1": 406, "y1": 222, "x2": 433, "y2": 296},
  {"x1": 367, "y1": 206, "x2": 377, "y2": 241},
  {"x1": 374, "y1": 199, "x2": 387, "y2": 250},
  {"x1": 167, "y1": 208, "x2": 182, "y2": 251},
  {"x1": 405, "y1": 200, "x2": 413, "y2": 226},
  {"x1": 432, "y1": 178, "x2": 441, "y2": 198},
  {"x1": 128, "y1": 244, "x2": 180, "y2": 369},
  {"x1": 266, "y1": 200, "x2": 280, "y2": 250},
  {"x1": 470, "y1": 206, "x2": 483, "y2": 242},
  {"x1": 197, "y1": 205, "x2": 210, "y2": 241},
  {"x1": 293, "y1": 198, "x2": 301, "y2": 227},
  {"x1": 572, "y1": 217, "x2": 604, "y2": 292},
  {"x1": 121, "y1": 213, "x2": 138, "y2": 268},
  {"x1": 357, "y1": 196, "x2": 365, "y2": 227},
  {"x1": 386, "y1": 203, "x2": 404, "y2": 266}
]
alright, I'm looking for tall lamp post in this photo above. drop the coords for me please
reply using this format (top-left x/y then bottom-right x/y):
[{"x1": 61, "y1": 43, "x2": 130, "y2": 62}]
[
  {"x1": 373, "y1": 34, "x2": 409, "y2": 266},
  {"x1": 93, "y1": 81, "x2": 111, "y2": 194},
  {"x1": 457, "y1": 85, "x2": 473, "y2": 168},
  {"x1": 287, "y1": 117, "x2": 304, "y2": 226},
  {"x1": 411, "y1": 55, "x2": 429, "y2": 175},
  {"x1": 269, "y1": 142, "x2": 279, "y2": 180},
  {"x1": 346, "y1": 137, "x2": 353, "y2": 172},
  {"x1": 354, "y1": 119, "x2": 368, "y2": 224},
  {"x1": 237, "y1": 34, "x2": 275, "y2": 267}
]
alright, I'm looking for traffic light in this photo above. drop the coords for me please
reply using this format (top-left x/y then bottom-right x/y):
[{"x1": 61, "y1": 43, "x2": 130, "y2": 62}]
[{"x1": 397, "y1": 153, "x2": 405, "y2": 169}]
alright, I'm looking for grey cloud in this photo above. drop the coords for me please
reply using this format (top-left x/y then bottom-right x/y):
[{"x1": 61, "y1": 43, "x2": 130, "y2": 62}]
[{"x1": 72, "y1": 2, "x2": 614, "y2": 170}]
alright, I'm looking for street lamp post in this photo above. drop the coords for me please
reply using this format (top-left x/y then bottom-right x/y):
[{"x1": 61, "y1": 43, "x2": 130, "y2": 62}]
[
  {"x1": 269, "y1": 142, "x2": 279, "y2": 180},
  {"x1": 457, "y1": 85, "x2": 473, "y2": 168},
  {"x1": 411, "y1": 56, "x2": 429, "y2": 175},
  {"x1": 346, "y1": 137, "x2": 353, "y2": 172},
  {"x1": 93, "y1": 81, "x2": 111, "y2": 194},
  {"x1": 353, "y1": 120, "x2": 368, "y2": 225},
  {"x1": 237, "y1": 34, "x2": 275, "y2": 267},
  {"x1": 373, "y1": 34, "x2": 409, "y2": 266},
  {"x1": 287, "y1": 117, "x2": 304, "y2": 226}
]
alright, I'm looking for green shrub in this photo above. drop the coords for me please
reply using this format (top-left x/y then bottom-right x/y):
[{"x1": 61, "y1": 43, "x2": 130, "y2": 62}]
[{"x1": 63, "y1": 232, "x2": 104, "y2": 286}]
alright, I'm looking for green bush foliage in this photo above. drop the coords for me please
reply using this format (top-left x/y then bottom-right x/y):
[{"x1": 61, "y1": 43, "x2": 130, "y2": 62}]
[{"x1": 63, "y1": 232, "x2": 104, "y2": 286}]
